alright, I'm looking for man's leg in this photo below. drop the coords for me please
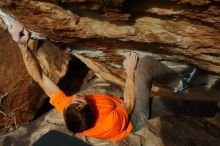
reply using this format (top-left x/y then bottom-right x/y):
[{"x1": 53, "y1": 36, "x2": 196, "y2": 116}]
[
  {"x1": 130, "y1": 56, "x2": 181, "y2": 132},
  {"x1": 130, "y1": 56, "x2": 219, "y2": 132}
]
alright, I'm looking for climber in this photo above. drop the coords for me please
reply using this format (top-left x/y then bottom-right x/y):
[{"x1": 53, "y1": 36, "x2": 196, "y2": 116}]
[{"x1": 8, "y1": 23, "x2": 218, "y2": 142}]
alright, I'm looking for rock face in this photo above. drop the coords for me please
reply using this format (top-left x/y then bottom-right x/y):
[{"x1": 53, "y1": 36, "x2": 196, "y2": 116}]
[
  {"x1": 0, "y1": 0, "x2": 220, "y2": 73},
  {"x1": 0, "y1": 29, "x2": 70, "y2": 129}
]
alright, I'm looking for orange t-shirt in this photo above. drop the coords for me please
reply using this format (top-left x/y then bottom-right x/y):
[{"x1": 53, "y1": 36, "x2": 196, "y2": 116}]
[{"x1": 49, "y1": 91, "x2": 132, "y2": 141}]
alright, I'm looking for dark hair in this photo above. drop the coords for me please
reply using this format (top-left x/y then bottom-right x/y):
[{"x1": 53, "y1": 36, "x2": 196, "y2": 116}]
[{"x1": 63, "y1": 102, "x2": 95, "y2": 133}]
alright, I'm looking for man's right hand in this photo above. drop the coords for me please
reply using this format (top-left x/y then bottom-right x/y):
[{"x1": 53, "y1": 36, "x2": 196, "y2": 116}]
[{"x1": 8, "y1": 23, "x2": 30, "y2": 45}]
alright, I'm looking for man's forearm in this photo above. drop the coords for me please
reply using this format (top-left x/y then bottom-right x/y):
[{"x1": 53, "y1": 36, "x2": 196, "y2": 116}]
[
  {"x1": 123, "y1": 72, "x2": 136, "y2": 114},
  {"x1": 18, "y1": 41, "x2": 60, "y2": 97},
  {"x1": 9, "y1": 24, "x2": 60, "y2": 98},
  {"x1": 18, "y1": 42, "x2": 43, "y2": 83}
]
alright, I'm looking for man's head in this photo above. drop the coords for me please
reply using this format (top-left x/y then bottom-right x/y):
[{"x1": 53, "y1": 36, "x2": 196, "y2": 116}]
[{"x1": 63, "y1": 94, "x2": 95, "y2": 133}]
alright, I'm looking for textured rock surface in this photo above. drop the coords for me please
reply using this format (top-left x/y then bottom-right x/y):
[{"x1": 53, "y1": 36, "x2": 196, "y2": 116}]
[
  {"x1": 0, "y1": 0, "x2": 220, "y2": 73},
  {"x1": 0, "y1": 30, "x2": 70, "y2": 129},
  {"x1": 0, "y1": 30, "x2": 39, "y2": 127}
]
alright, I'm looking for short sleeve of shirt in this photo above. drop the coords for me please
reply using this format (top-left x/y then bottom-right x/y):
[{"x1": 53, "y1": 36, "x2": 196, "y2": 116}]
[
  {"x1": 49, "y1": 91, "x2": 71, "y2": 113},
  {"x1": 111, "y1": 105, "x2": 130, "y2": 132}
]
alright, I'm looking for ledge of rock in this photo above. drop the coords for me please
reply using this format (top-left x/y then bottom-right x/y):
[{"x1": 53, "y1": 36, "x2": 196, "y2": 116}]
[{"x1": 0, "y1": 0, "x2": 220, "y2": 73}]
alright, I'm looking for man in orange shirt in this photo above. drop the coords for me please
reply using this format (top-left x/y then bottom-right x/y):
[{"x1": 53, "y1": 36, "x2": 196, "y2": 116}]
[
  {"x1": 9, "y1": 23, "x2": 218, "y2": 142},
  {"x1": 9, "y1": 23, "x2": 136, "y2": 141}
]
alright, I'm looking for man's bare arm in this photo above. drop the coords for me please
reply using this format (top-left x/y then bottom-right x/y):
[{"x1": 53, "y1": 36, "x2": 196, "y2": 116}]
[
  {"x1": 19, "y1": 43, "x2": 60, "y2": 97},
  {"x1": 9, "y1": 23, "x2": 60, "y2": 97},
  {"x1": 123, "y1": 70, "x2": 136, "y2": 114},
  {"x1": 122, "y1": 52, "x2": 138, "y2": 115}
]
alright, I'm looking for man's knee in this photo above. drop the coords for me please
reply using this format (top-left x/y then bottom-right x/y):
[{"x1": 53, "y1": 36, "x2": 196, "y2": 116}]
[
  {"x1": 136, "y1": 56, "x2": 156, "y2": 71},
  {"x1": 139, "y1": 56, "x2": 156, "y2": 63},
  {"x1": 135, "y1": 56, "x2": 156, "y2": 78}
]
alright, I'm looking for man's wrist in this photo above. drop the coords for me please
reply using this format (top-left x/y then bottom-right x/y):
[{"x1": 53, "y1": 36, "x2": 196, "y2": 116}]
[
  {"x1": 126, "y1": 71, "x2": 135, "y2": 78},
  {"x1": 18, "y1": 43, "x2": 28, "y2": 49}
]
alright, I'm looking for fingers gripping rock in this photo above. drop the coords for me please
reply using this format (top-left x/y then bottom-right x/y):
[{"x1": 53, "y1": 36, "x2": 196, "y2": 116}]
[{"x1": 8, "y1": 23, "x2": 30, "y2": 45}]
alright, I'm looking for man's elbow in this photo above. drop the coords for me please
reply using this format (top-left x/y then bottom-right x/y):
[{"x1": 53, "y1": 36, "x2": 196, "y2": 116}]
[
  {"x1": 32, "y1": 73, "x2": 43, "y2": 85},
  {"x1": 124, "y1": 103, "x2": 135, "y2": 115}
]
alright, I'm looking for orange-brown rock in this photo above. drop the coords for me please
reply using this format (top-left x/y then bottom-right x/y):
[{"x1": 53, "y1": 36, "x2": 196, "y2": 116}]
[{"x1": 0, "y1": 0, "x2": 219, "y2": 74}]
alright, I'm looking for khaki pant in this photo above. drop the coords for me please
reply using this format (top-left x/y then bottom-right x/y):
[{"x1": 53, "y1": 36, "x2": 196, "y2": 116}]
[{"x1": 130, "y1": 56, "x2": 218, "y2": 132}]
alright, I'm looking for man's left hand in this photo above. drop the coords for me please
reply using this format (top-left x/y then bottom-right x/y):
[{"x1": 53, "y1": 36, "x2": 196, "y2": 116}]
[{"x1": 8, "y1": 23, "x2": 30, "y2": 45}]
